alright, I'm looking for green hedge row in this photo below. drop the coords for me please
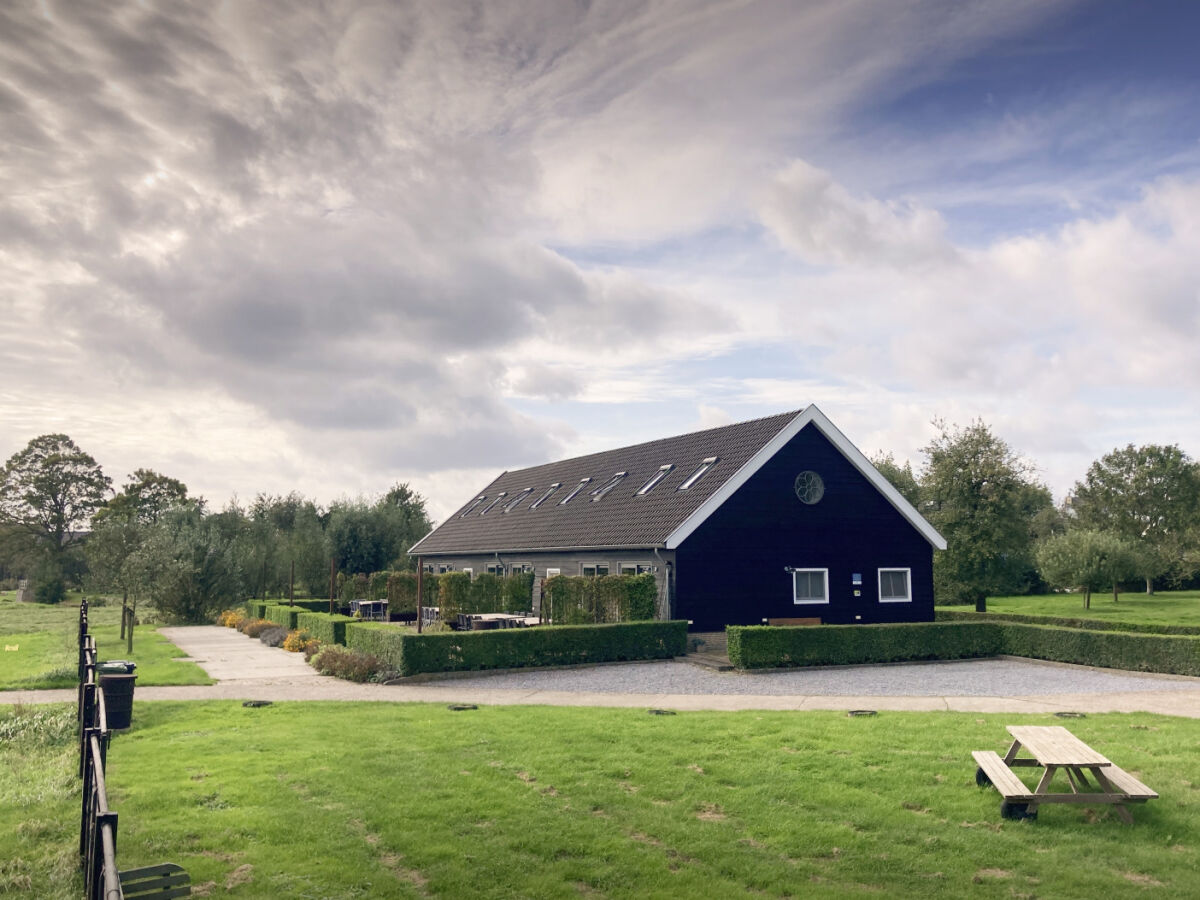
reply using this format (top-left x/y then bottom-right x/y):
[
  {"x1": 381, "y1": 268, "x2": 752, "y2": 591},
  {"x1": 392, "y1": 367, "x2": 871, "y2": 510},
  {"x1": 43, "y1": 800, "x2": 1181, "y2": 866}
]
[
  {"x1": 728, "y1": 621, "x2": 1200, "y2": 676},
  {"x1": 396, "y1": 620, "x2": 687, "y2": 677},
  {"x1": 345, "y1": 622, "x2": 405, "y2": 670},
  {"x1": 343, "y1": 620, "x2": 687, "y2": 677},
  {"x1": 297, "y1": 611, "x2": 355, "y2": 646},
  {"x1": 937, "y1": 608, "x2": 1200, "y2": 636},
  {"x1": 727, "y1": 623, "x2": 1001, "y2": 669},
  {"x1": 542, "y1": 574, "x2": 657, "y2": 624},
  {"x1": 263, "y1": 604, "x2": 301, "y2": 630}
]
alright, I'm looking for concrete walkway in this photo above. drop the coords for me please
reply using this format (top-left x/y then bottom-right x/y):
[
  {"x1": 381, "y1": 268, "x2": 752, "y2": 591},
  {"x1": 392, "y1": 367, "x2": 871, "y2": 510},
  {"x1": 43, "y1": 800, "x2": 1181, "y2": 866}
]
[{"x1": 6, "y1": 625, "x2": 1200, "y2": 717}]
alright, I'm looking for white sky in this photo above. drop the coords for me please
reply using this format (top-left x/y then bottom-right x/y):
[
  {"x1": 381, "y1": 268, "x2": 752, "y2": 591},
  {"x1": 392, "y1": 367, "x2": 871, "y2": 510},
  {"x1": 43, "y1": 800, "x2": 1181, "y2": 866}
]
[{"x1": 3, "y1": 0, "x2": 1199, "y2": 522}]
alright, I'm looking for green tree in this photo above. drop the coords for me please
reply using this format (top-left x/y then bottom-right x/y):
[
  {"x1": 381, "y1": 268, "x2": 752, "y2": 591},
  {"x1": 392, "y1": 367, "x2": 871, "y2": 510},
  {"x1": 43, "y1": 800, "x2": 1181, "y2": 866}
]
[
  {"x1": 138, "y1": 504, "x2": 243, "y2": 622},
  {"x1": 0, "y1": 434, "x2": 111, "y2": 591},
  {"x1": 0, "y1": 434, "x2": 112, "y2": 552},
  {"x1": 1036, "y1": 530, "x2": 1140, "y2": 609},
  {"x1": 870, "y1": 452, "x2": 921, "y2": 508},
  {"x1": 919, "y1": 420, "x2": 1044, "y2": 608},
  {"x1": 1068, "y1": 444, "x2": 1200, "y2": 593}
]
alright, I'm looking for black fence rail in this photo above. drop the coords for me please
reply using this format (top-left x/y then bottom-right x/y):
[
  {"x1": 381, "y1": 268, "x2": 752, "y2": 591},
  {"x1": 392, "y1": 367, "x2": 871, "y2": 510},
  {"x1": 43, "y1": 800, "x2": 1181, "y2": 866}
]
[{"x1": 76, "y1": 601, "x2": 190, "y2": 900}]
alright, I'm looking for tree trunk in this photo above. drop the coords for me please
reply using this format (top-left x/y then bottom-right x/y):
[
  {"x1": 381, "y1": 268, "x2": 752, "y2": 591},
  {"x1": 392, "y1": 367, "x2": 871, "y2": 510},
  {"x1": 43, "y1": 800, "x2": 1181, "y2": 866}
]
[
  {"x1": 1145, "y1": 576, "x2": 1154, "y2": 595},
  {"x1": 120, "y1": 591, "x2": 128, "y2": 638},
  {"x1": 1112, "y1": 582, "x2": 1119, "y2": 602},
  {"x1": 1084, "y1": 588, "x2": 1091, "y2": 610}
]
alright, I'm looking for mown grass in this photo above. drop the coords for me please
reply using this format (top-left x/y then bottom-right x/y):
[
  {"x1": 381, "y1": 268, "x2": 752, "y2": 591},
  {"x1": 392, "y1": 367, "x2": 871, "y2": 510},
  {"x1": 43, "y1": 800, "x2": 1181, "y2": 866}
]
[
  {"x1": 0, "y1": 596, "x2": 213, "y2": 690},
  {"x1": 3, "y1": 701, "x2": 1198, "y2": 898},
  {"x1": 961, "y1": 590, "x2": 1200, "y2": 627}
]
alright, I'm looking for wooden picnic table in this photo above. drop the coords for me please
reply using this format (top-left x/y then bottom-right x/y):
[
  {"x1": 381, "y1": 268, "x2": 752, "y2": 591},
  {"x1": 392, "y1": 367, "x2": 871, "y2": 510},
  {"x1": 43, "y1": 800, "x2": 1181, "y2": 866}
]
[{"x1": 972, "y1": 725, "x2": 1157, "y2": 823}]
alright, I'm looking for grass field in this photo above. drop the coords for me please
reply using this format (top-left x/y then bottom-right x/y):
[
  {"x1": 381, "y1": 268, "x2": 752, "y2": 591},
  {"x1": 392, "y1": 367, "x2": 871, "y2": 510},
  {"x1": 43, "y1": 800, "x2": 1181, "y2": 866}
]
[
  {"x1": 0, "y1": 596, "x2": 213, "y2": 690},
  {"x1": 962, "y1": 590, "x2": 1200, "y2": 627},
  {"x1": 3, "y1": 701, "x2": 1198, "y2": 899}
]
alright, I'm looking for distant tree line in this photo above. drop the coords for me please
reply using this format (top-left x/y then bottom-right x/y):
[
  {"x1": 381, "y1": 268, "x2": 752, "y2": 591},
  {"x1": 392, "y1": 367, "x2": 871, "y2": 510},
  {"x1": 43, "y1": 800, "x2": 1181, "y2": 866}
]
[
  {"x1": 0, "y1": 434, "x2": 430, "y2": 621},
  {"x1": 873, "y1": 422, "x2": 1200, "y2": 609}
]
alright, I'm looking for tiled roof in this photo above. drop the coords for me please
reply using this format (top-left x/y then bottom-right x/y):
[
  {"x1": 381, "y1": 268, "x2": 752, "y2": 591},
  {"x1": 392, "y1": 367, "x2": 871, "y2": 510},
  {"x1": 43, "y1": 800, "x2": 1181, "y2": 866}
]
[{"x1": 410, "y1": 410, "x2": 800, "y2": 554}]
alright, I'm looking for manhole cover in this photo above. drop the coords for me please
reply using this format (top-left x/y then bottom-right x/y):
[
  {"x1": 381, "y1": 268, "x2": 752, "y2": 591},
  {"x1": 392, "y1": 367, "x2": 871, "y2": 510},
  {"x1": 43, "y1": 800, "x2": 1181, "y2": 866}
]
[
  {"x1": 1054, "y1": 711, "x2": 1086, "y2": 719},
  {"x1": 847, "y1": 709, "x2": 877, "y2": 717},
  {"x1": 242, "y1": 700, "x2": 272, "y2": 708},
  {"x1": 448, "y1": 704, "x2": 478, "y2": 711},
  {"x1": 648, "y1": 709, "x2": 677, "y2": 716}
]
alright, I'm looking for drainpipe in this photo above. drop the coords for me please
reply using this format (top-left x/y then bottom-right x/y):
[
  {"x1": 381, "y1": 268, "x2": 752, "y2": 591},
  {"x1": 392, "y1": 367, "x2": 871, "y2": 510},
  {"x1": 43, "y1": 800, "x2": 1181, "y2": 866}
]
[{"x1": 653, "y1": 547, "x2": 671, "y2": 620}]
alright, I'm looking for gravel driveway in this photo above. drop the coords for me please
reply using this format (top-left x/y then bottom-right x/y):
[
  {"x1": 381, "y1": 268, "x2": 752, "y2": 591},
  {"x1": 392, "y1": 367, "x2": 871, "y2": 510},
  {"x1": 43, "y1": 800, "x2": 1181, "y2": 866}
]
[{"x1": 412, "y1": 657, "x2": 1200, "y2": 697}]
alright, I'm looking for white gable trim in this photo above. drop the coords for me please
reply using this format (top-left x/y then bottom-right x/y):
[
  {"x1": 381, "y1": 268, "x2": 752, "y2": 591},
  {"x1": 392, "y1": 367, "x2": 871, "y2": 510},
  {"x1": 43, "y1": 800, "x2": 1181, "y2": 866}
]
[{"x1": 663, "y1": 405, "x2": 947, "y2": 551}]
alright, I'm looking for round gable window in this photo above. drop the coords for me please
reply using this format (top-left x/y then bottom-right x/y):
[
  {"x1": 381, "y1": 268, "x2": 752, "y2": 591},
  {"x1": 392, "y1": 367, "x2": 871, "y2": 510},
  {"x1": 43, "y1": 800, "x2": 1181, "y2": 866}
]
[{"x1": 794, "y1": 471, "x2": 824, "y2": 505}]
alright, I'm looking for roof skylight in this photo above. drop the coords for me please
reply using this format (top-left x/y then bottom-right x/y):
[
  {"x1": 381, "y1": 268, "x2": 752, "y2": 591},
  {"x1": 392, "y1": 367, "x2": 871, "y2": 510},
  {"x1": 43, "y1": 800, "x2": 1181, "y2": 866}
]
[
  {"x1": 678, "y1": 457, "x2": 718, "y2": 491},
  {"x1": 637, "y1": 465, "x2": 674, "y2": 495},
  {"x1": 503, "y1": 488, "x2": 533, "y2": 513},
  {"x1": 459, "y1": 496, "x2": 486, "y2": 518},
  {"x1": 529, "y1": 483, "x2": 562, "y2": 510},
  {"x1": 590, "y1": 472, "x2": 627, "y2": 502},
  {"x1": 559, "y1": 478, "x2": 591, "y2": 505},
  {"x1": 479, "y1": 492, "x2": 508, "y2": 515}
]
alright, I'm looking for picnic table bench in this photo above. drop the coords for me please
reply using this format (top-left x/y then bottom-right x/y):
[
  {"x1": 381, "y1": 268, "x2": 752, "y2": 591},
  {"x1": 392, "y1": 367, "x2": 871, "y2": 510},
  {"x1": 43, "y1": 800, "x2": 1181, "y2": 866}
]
[{"x1": 973, "y1": 725, "x2": 1157, "y2": 823}]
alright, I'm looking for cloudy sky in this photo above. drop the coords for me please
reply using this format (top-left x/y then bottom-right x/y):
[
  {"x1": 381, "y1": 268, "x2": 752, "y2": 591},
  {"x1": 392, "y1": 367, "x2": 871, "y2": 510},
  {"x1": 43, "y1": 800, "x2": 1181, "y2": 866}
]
[{"x1": 3, "y1": 0, "x2": 1199, "y2": 522}]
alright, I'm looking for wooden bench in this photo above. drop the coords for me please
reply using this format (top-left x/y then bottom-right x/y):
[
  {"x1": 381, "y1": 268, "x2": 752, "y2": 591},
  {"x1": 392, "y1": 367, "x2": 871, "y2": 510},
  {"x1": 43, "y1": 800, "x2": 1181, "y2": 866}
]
[
  {"x1": 1100, "y1": 764, "x2": 1159, "y2": 802},
  {"x1": 972, "y1": 751, "x2": 1036, "y2": 801}
]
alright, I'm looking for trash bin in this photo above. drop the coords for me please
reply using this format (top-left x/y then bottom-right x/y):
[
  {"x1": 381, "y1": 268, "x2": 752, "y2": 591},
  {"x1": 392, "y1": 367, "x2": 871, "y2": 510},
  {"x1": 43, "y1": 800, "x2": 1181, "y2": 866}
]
[{"x1": 98, "y1": 661, "x2": 137, "y2": 729}]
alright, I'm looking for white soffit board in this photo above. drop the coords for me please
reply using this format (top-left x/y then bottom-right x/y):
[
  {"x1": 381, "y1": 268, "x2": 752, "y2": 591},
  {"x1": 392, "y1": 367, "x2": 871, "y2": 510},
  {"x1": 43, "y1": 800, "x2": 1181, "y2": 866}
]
[{"x1": 664, "y1": 405, "x2": 947, "y2": 551}]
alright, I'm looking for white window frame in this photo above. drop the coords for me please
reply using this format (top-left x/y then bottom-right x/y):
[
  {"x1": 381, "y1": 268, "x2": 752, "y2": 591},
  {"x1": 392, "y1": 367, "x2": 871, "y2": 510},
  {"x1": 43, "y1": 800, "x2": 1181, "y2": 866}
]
[
  {"x1": 878, "y1": 568, "x2": 912, "y2": 603},
  {"x1": 678, "y1": 457, "x2": 718, "y2": 491},
  {"x1": 559, "y1": 478, "x2": 591, "y2": 505},
  {"x1": 503, "y1": 488, "x2": 532, "y2": 513},
  {"x1": 590, "y1": 472, "x2": 627, "y2": 502},
  {"x1": 530, "y1": 483, "x2": 561, "y2": 510},
  {"x1": 462, "y1": 567, "x2": 473, "y2": 579},
  {"x1": 479, "y1": 492, "x2": 507, "y2": 515},
  {"x1": 791, "y1": 568, "x2": 829, "y2": 605},
  {"x1": 581, "y1": 563, "x2": 610, "y2": 577},
  {"x1": 545, "y1": 568, "x2": 561, "y2": 578},
  {"x1": 486, "y1": 563, "x2": 505, "y2": 576},
  {"x1": 637, "y1": 465, "x2": 674, "y2": 495}
]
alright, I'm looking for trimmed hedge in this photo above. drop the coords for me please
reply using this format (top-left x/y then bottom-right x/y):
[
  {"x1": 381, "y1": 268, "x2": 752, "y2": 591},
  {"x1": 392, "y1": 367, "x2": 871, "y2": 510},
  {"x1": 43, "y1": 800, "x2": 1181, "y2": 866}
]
[
  {"x1": 727, "y1": 623, "x2": 1001, "y2": 669},
  {"x1": 345, "y1": 622, "x2": 405, "y2": 670},
  {"x1": 728, "y1": 621, "x2": 1200, "y2": 677},
  {"x1": 937, "y1": 608, "x2": 1200, "y2": 636},
  {"x1": 297, "y1": 611, "x2": 355, "y2": 646},
  {"x1": 387, "y1": 572, "x2": 441, "y2": 613},
  {"x1": 263, "y1": 604, "x2": 301, "y2": 630},
  {"x1": 543, "y1": 574, "x2": 657, "y2": 624},
  {"x1": 395, "y1": 621, "x2": 688, "y2": 677}
]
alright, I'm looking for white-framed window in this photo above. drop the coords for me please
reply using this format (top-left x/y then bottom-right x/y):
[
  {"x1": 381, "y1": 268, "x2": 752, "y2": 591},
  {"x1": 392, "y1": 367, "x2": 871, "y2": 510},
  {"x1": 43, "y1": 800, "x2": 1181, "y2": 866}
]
[
  {"x1": 463, "y1": 567, "x2": 473, "y2": 579},
  {"x1": 438, "y1": 564, "x2": 452, "y2": 573},
  {"x1": 479, "y1": 492, "x2": 507, "y2": 515},
  {"x1": 530, "y1": 483, "x2": 561, "y2": 510},
  {"x1": 791, "y1": 568, "x2": 829, "y2": 605},
  {"x1": 878, "y1": 568, "x2": 911, "y2": 603},
  {"x1": 637, "y1": 465, "x2": 674, "y2": 495},
  {"x1": 581, "y1": 563, "x2": 610, "y2": 577},
  {"x1": 503, "y1": 488, "x2": 532, "y2": 513},
  {"x1": 678, "y1": 457, "x2": 718, "y2": 491},
  {"x1": 559, "y1": 478, "x2": 591, "y2": 505},
  {"x1": 590, "y1": 472, "x2": 627, "y2": 502},
  {"x1": 619, "y1": 563, "x2": 637, "y2": 575},
  {"x1": 636, "y1": 564, "x2": 656, "y2": 575},
  {"x1": 486, "y1": 563, "x2": 505, "y2": 576},
  {"x1": 620, "y1": 563, "x2": 656, "y2": 575},
  {"x1": 460, "y1": 496, "x2": 486, "y2": 518},
  {"x1": 545, "y1": 568, "x2": 561, "y2": 578}
]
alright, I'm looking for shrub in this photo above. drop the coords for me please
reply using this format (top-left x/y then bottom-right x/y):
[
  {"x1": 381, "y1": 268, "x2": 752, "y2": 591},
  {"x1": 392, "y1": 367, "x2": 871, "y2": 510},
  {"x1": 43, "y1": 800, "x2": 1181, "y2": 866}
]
[
  {"x1": 397, "y1": 621, "x2": 689, "y2": 677},
  {"x1": 33, "y1": 574, "x2": 66, "y2": 605},
  {"x1": 936, "y1": 608, "x2": 1200, "y2": 636},
  {"x1": 727, "y1": 620, "x2": 1200, "y2": 677},
  {"x1": 727, "y1": 622, "x2": 1001, "y2": 669},
  {"x1": 469, "y1": 573, "x2": 504, "y2": 613},
  {"x1": 282, "y1": 629, "x2": 314, "y2": 653},
  {"x1": 339, "y1": 573, "x2": 369, "y2": 603},
  {"x1": 345, "y1": 622, "x2": 406, "y2": 670},
  {"x1": 369, "y1": 571, "x2": 390, "y2": 602},
  {"x1": 296, "y1": 611, "x2": 355, "y2": 646},
  {"x1": 263, "y1": 604, "x2": 301, "y2": 631},
  {"x1": 543, "y1": 574, "x2": 658, "y2": 624},
  {"x1": 218, "y1": 609, "x2": 246, "y2": 628},
  {"x1": 240, "y1": 618, "x2": 274, "y2": 637},
  {"x1": 259, "y1": 626, "x2": 289, "y2": 647},
  {"x1": 310, "y1": 644, "x2": 393, "y2": 683},
  {"x1": 502, "y1": 571, "x2": 535, "y2": 613},
  {"x1": 437, "y1": 572, "x2": 472, "y2": 621}
]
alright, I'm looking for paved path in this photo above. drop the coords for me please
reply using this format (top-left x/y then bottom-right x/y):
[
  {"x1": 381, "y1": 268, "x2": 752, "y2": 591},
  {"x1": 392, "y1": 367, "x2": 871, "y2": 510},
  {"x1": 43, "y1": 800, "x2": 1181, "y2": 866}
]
[{"x1": 6, "y1": 626, "x2": 1200, "y2": 717}]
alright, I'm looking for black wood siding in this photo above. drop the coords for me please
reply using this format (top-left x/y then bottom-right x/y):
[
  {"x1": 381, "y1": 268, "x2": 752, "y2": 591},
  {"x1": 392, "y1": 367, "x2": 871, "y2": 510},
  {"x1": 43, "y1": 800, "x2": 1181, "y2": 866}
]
[{"x1": 674, "y1": 423, "x2": 935, "y2": 630}]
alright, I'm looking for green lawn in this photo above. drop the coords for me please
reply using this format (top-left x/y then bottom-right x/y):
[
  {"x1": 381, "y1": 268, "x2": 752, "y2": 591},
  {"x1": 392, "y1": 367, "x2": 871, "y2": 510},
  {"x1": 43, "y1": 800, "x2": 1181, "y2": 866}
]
[
  {"x1": 952, "y1": 590, "x2": 1200, "y2": 628},
  {"x1": 3, "y1": 702, "x2": 1198, "y2": 898},
  {"x1": 0, "y1": 596, "x2": 213, "y2": 690}
]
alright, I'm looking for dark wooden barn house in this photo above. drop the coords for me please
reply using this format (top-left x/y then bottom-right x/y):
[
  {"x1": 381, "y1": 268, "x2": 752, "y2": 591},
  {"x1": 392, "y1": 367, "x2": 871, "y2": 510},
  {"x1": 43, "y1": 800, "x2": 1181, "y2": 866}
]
[{"x1": 408, "y1": 406, "x2": 946, "y2": 631}]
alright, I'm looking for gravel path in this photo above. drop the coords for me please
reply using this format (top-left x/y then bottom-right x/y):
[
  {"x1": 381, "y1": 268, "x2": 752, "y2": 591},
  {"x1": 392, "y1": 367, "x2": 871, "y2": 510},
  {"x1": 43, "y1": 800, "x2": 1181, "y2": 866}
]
[{"x1": 412, "y1": 657, "x2": 1200, "y2": 697}]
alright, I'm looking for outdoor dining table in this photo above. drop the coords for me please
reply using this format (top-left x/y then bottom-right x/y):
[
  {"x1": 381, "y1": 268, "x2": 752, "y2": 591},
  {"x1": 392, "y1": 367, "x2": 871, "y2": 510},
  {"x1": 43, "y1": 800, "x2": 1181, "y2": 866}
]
[
  {"x1": 350, "y1": 599, "x2": 389, "y2": 621},
  {"x1": 972, "y1": 725, "x2": 1157, "y2": 823}
]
